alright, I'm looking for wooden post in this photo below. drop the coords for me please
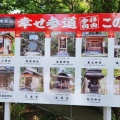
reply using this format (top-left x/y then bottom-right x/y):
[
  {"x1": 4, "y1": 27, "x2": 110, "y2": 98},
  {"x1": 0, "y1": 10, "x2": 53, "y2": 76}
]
[
  {"x1": 103, "y1": 107, "x2": 111, "y2": 120},
  {"x1": 4, "y1": 103, "x2": 10, "y2": 120},
  {"x1": 70, "y1": 105, "x2": 73, "y2": 120}
]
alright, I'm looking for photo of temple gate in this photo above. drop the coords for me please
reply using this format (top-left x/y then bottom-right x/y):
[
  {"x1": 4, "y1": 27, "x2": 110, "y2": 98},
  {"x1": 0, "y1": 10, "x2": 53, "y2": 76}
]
[
  {"x1": 19, "y1": 67, "x2": 44, "y2": 92},
  {"x1": 81, "y1": 68, "x2": 107, "y2": 95},
  {"x1": 20, "y1": 32, "x2": 45, "y2": 56},
  {"x1": 81, "y1": 32, "x2": 108, "y2": 57},
  {"x1": 51, "y1": 32, "x2": 76, "y2": 57},
  {"x1": 114, "y1": 69, "x2": 120, "y2": 95},
  {"x1": 50, "y1": 67, "x2": 75, "y2": 93},
  {"x1": 0, "y1": 31, "x2": 15, "y2": 56},
  {"x1": 0, "y1": 66, "x2": 14, "y2": 91}
]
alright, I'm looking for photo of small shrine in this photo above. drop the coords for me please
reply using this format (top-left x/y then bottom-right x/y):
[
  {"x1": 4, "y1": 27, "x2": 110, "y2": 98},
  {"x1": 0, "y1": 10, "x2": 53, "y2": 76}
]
[
  {"x1": 50, "y1": 67, "x2": 75, "y2": 93},
  {"x1": 20, "y1": 32, "x2": 45, "y2": 56},
  {"x1": 19, "y1": 67, "x2": 44, "y2": 92},
  {"x1": 0, "y1": 31, "x2": 15, "y2": 56},
  {"x1": 81, "y1": 68, "x2": 107, "y2": 94},
  {"x1": 51, "y1": 32, "x2": 76, "y2": 57},
  {"x1": 114, "y1": 69, "x2": 120, "y2": 95},
  {"x1": 114, "y1": 48, "x2": 120, "y2": 58},
  {"x1": 82, "y1": 32, "x2": 108, "y2": 57},
  {"x1": 114, "y1": 32, "x2": 120, "y2": 45},
  {"x1": 0, "y1": 66, "x2": 14, "y2": 91}
]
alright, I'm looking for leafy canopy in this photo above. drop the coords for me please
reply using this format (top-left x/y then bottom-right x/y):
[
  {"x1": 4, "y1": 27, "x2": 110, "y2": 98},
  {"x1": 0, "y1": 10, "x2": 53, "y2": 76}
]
[{"x1": 0, "y1": 0, "x2": 120, "y2": 14}]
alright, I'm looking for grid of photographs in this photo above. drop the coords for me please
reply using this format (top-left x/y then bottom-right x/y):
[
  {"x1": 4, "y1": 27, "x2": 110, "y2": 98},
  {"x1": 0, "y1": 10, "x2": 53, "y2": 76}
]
[{"x1": 0, "y1": 30, "x2": 119, "y2": 107}]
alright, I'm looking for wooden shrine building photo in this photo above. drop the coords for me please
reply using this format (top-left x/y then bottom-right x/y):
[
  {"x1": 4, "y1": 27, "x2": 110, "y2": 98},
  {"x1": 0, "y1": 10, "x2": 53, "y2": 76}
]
[
  {"x1": 82, "y1": 33, "x2": 108, "y2": 57},
  {"x1": 50, "y1": 70, "x2": 75, "y2": 93},
  {"x1": 0, "y1": 66, "x2": 14, "y2": 91},
  {"x1": 19, "y1": 67, "x2": 43, "y2": 92},
  {"x1": 57, "y1": 34, "x2": 69, "y2": 57},
  {"x1": 0, "y1": 32, "x2": 14, "y2": 55}
]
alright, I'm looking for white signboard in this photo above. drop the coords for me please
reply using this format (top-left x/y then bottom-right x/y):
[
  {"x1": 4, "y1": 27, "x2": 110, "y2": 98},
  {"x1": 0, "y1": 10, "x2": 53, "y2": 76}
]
[{"x1": 1, "y1": 13, "x2": 120, "y2": 107}]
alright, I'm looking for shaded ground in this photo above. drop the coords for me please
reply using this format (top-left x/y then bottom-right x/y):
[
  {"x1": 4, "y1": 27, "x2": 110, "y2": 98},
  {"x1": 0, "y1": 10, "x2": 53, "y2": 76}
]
[
  {"x1": 82, "y1": 51, "x2": 108, "y2": 57},
  {"x1": 0, "y1": 103, "x2": 4, "y2": 120},
  {"x1": 0, "y1": 87, "x2": 13, "y2": 91},
  {"x1": 38, "y1": 104, "x2": 103, "y2": 120},
  {"x1": 1, "y1": 103, "x2": 103, "y2": 120},
  {"x1": 50, "y1": 88, "x2": 72, "y2": 93}
]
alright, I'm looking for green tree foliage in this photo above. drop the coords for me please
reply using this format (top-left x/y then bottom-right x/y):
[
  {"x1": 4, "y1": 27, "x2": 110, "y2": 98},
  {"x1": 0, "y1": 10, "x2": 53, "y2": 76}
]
[
  {"x1": 114, "y1": 69, "x2": 120, "y2": 77},
  {"x1": 0, "y1": 0, "x2": 119, "y2": 13},
  {"x1": 11, "y1": 103, "x2": 26, "y2": 120},
  {"x1": 50, "y1": 67, "x2": 58, "y2": 75},
  {"x1": 0, "y1": 0, "x2": 89, "y2": 14},
  {"x1": 88, "y1": 0, "x2": 119, "y2": 13},
  {"x1": 50, "y1": 67, "x2": 75, "y2": 76},
  {"x1": 102, "y1": 69, "x2": 107, "y2": 76}
]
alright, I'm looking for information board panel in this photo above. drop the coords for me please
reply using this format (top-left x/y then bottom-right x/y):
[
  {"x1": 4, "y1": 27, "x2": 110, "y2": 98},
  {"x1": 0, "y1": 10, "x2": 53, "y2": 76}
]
[{"x1": 0, "y1": 13, "x2": 120, "y2": 107}]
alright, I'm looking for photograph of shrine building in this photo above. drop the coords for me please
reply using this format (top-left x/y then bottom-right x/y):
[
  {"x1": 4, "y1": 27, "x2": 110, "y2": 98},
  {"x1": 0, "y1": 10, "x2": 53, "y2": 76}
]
[
  {"x1": 114, "y1": 32, "x2": 120, "y2": 46},
  {"x1": 81, "y1": 32, "x2": 108, "y2": 57},
  {"x1": 20, "y1": 32, "x2": 45, "y2": 56},
  {"x1": 114, "y1": 48, "x2": 120, "y2": 58},
  {"x1": 50, "y1": 67, "x2": 75, "y2": 93},
  {"x1": 19, "y1": 67, "x2": 44, "y2": 92},
  {"x1": 51, "y1": 32, "x2": 76, "y2": 57},
  {"x1": 0, "y1": 66, "x2": 14, "y2": 91},
  {"x1": 114, "y1": 69, "x2": 120, "y2": 95},
  {"x1": 81, "y1": 68, "x2": 107, "y2": 95},
  {"x1": 114, "y1": 32, "x2": 120, "y2": 58},
  {"x1": 0, "y1": 31, "x2": 15, "y2": 56}
]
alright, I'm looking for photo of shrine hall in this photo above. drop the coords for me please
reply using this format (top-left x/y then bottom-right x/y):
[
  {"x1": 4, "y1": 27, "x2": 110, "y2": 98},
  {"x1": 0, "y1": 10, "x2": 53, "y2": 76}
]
[
  {"x1": 20, "y1": 32, "x2": 45, "y2": 56},
  {"x1": 114, "y1": 48, "x2": 120, "y2": 58},
  {"x1": 114, "y1": 32, "x2": 120, "y2": 46},
  {"x1": 81, "y1": 32, "x2": 108, "y2": 57},
  {"x1": 0, "y1": 66, "x2": 14, "y2": 91},
  {"x1": 50, "y1": 67, "x2": 75, "y2": 93},
  {"x1": 51, "y1": 32, "x2": 76, "y2": 57},
  {"x1": 114, "y1": 69, "x2": 120, "y2": 95},
  {"x1": 0, "y1": 31, "x2": 15, "y2": 56},
  {"x1": 19, "y1": 67, "x2": 44, "y2": 92},
  {"x1": 114, "y1": 32, "x2": 120, "y2": 58},
  {"x1": 81, "y1": 68, "x2": 107, "y2": 95}
]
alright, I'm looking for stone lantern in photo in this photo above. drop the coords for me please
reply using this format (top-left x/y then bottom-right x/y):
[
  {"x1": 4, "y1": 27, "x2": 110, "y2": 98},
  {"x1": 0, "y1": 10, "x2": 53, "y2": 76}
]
[{"x1": 85, "y1": 69, "x2": 105, "y2": 93}]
